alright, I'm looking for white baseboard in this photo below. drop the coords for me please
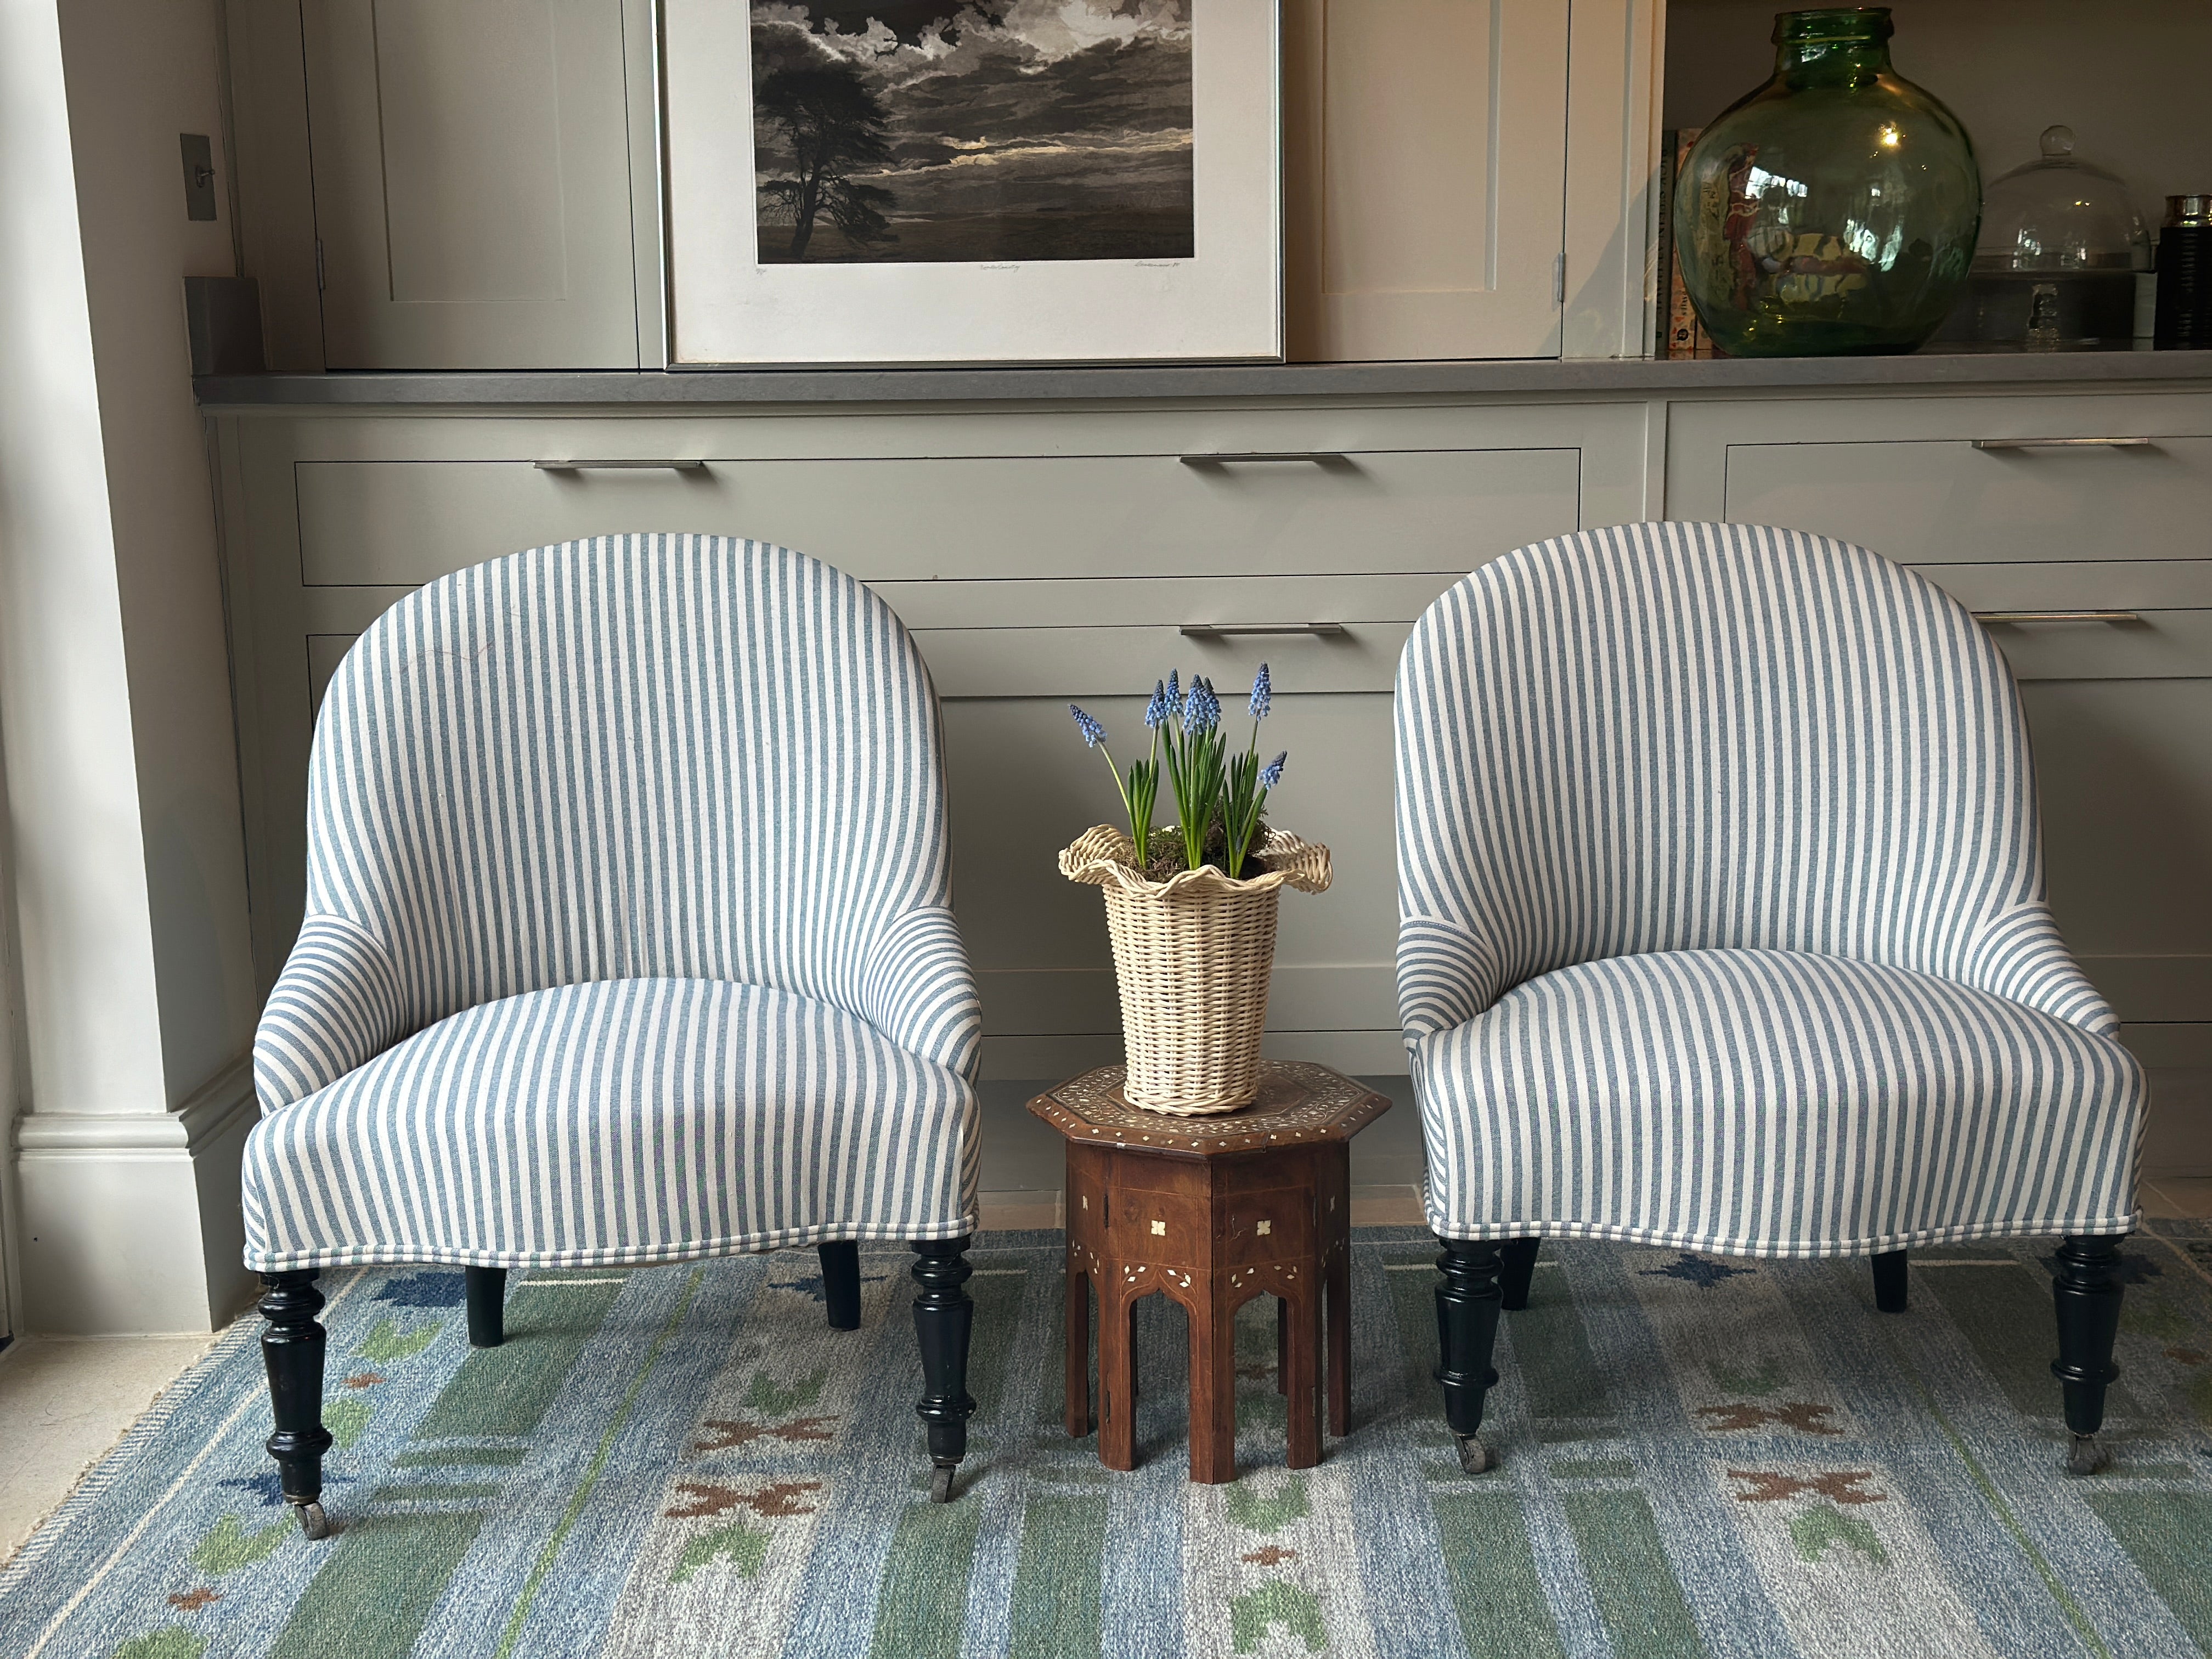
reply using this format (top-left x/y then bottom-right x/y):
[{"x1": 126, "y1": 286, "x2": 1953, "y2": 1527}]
[{"x1": 13, "y1": 1057, "x2": 257, "y2": 1334}]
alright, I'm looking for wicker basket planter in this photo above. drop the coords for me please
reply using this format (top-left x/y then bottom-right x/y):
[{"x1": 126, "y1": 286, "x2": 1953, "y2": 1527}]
[{"x1": 1059, "y1": 825, "x2": 1333, "y2": 1115}]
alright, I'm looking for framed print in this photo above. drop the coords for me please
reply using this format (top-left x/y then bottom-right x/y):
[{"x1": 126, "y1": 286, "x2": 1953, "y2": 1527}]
[{"x1": 663, "y1": 2, "x2": 1281, "y2": 365}]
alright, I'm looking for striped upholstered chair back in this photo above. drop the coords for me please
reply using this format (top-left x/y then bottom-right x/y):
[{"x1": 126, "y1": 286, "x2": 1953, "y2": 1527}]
[
  {"x1": 1395, "y1": 520, "x2": 2113, "y2": 1038},
  {"x1": 292, "y1": 532, "x2": 953, "y2": 1051}
]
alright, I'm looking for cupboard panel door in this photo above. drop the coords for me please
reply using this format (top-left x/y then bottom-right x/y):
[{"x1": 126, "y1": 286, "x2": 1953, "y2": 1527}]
[
  {"x1": 1285, "y1": 0, "x2": 1570, "y2": 361},
  {"x1": 2026, "y1": 679, "x2": 2212, "y2": 1024},
  {"x1": 302, "y1": 0, "x2": 639, "y2": 368}
]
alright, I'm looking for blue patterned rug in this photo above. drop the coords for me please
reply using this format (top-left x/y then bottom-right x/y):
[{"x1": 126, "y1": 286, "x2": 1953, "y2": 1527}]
[{"x1": 3, "y1": 1224, "x2": 2209, "y2": 1658}]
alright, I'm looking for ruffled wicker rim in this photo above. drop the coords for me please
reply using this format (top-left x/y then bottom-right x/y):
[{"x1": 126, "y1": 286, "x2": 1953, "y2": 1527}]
[{"x1": 1057, "y1": 825, "x2": 1333, "y2": 899}]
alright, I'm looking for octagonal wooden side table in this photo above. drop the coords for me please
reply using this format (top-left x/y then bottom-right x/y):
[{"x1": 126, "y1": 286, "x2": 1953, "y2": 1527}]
[{"x1": 1026, "y1": 1060, "x2": 1391, "y2": 1483}]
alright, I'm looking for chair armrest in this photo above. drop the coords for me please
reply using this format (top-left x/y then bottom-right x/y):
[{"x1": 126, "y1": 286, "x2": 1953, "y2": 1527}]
[
  {"x1": 253, "y1": 915, "x2": 410, "y2": 1110},
  {"x1": 1956, "y1": 903, "x2": 2119, "y2": 1037},
  {"x1": 858, "y1": 905, "x2": 983, "y2": 1081},
  {"x1": 1397, "y1": 914, "x2": 1506, "y2": 1044}
]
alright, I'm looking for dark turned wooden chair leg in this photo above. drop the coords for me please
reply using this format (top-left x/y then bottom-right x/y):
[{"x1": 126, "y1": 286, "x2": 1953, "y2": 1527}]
[
  {"x1": 1499, "y1": 1237, "x2": 1541, "y2": 1312},
  {"x1": 259, "y1": 1271, "x2": 334, "y2": 1539},
  {"x1": 912, "y1": 1237, "x2": 977, "y2": 1503},
  {"x1": 819, "y1": 1240, "x2": 861, "y2": 1331},
  {"x1": 1435, "y1": 1237, "x2": 1504, "y2": 1475},
  {"x1": 1871, "y1": 1249, "x2": 1909, "y2": 1314},
  {"x1": 465, "y1": 1266, "x2": 507, "y2": 1347},
  {"x1": 2052, "y1": 1234, "x2": 2125, "y2": 1475}
]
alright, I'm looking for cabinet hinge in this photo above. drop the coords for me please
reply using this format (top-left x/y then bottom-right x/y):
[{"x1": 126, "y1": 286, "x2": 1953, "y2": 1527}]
[
  {"x1": 1554, "y1": 253, "x2": 1566, "y2": 304},
  {"x1": 314, "y1": 237, "x2": 325, "y2": 293}
]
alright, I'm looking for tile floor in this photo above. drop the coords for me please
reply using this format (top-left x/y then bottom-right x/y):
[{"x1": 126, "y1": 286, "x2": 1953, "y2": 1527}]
[{"x1": 1, "y1": 1086, "x2": 2200, "y2": 1570}]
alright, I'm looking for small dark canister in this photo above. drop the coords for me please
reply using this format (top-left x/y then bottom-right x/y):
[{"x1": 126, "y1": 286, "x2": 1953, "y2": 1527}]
[{"x1": 2153, "y1": 194, "x2": 2212, "y2": 348}]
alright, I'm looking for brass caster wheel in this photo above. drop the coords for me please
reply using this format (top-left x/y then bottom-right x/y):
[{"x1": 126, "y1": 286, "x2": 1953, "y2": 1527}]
[
  {"x1": 1456, "y1": 1436, "x2": 1494, "y2": 1476},
  {"x1": 2067, "y1": 1434, "x2": 2109, "y2": 1477},
  {"x1": 295, "y1": 1500, "x2": 331, "y2": 1541},
  {"x1": 928, "y1": 1463, "x2": 958, "y2": 1504}
]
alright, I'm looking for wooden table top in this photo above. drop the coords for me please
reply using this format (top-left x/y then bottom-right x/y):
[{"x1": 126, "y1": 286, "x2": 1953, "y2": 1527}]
[{"x1": 1024, "y1": 1060, "x2": 1391, "y2": 1161}]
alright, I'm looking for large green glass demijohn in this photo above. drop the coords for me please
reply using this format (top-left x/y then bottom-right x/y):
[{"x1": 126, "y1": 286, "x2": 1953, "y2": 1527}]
[{"x1": 1675, "y1": 8, "x2": 1980, "y2": 356}]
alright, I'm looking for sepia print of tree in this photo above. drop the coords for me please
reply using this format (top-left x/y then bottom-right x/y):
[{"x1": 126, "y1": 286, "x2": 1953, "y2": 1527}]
[
  {"x1": 755, "y1": 61, "x2": 898, "y2": 259},
  {"x1": 749, "y1": 2, "x2": 1194, "y2": 265}
]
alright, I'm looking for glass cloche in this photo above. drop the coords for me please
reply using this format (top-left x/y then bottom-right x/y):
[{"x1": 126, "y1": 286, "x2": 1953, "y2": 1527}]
[{"x1": 1945, "y1": 125, "x2": 2150, "y2": 347}]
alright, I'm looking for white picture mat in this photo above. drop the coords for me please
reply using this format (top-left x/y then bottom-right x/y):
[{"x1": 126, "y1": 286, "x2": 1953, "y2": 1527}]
[{"x1": 664, "y1": 1, "x2": 1281, "y2": 366}]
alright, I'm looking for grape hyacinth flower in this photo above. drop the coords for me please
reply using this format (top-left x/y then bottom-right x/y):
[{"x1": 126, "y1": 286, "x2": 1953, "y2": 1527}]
[
  {"x1": 1069, "y1": 664, "x2": 1294, "y2": 878},
  {"x1": 1070, "y1": 699, "x2": 1158, "y2": 865},
  {"x1": 1184, "y1": 675, "x2": 1222, "y2": 736}
]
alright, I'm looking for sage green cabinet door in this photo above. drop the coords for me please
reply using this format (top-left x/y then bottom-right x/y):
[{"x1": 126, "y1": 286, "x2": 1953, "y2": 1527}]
[
  {"x1": 302, "y1": 0, "x2": 639, "y2": 368},
  {"x1": 2026, "y1": 680, "x2": 2212, "y2": 1025}
]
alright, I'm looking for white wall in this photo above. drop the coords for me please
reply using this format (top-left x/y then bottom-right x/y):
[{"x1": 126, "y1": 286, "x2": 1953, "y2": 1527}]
[
  {"x1": 1666, "y1": 0, "x2": 2212, "y2": 226},
  {"x1": 0, "y1": 0, "x2": 260, "y2": 1334},
  {"x1": 60, "y1": 0, "x2": 259, "y2": 1095}
]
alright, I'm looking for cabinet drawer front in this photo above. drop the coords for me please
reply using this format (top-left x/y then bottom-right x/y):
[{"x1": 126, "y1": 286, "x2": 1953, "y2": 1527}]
[
  {"x1": 1908, "y1": 561, "x2": 2212, "y2": 680},
  {"x1": 917, "y1": 623, "x2": 1413, "y2": 698},
  {"x1": 1725, "y1": 437, "x2": 2212, "y2": 565},
  {"x1": 295, "y1": 449, "x2": 1581, "y2": 586},
  {"x1": 871, "y1": 572, "x2": 1458, "y2": 631},
  {"x1": 301, "y1": 578, "x2": 1443, "y2": 710}
]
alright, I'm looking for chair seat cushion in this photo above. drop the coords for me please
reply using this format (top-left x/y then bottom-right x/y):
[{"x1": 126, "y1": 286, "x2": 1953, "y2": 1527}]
[
  {"x1": 241, "y1": 978, "x2": 979, "y2": 1271},
  {"x1": 1413, "y1": 949, "x2": 2142, "y2": 1257}
]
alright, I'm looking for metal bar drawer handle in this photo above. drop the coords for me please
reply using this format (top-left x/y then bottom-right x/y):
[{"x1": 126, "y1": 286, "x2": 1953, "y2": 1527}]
[
  {"x1": 1177, "y1": 452, "x2": 1347, "y2": 465},
  {"x1": 534, "y1": 458, "x2": 709, "y2": 471},
  {"x1": 1179, "y1": 622, "x2": 1348, "y2": 638},
  {"x1": 1970, "y1": 437, "x2": 2155, "y2": 450},
  {"x1": 1971, "y1": 610, "x2": 2142, "y2": 623}
]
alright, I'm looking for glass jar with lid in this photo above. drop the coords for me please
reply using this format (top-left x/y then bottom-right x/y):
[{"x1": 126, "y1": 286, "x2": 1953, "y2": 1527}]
[{"x1": 1944, "y1": 125, "x2": 2150, "y2": 347}]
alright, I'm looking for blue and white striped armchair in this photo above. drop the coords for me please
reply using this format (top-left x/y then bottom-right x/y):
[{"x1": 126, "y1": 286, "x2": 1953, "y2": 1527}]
[
  {"x1": 240, "y1": 534, "x2": 984, "y2": 1536},
  {"x1": 1396, "y1": 521, "x2": 2145, "y2": 1476}
]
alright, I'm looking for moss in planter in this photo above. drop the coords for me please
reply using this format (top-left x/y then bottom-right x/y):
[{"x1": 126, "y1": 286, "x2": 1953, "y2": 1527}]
[{"x1": 1144, "y1": 820, "x2": 1271, "y2": 882}]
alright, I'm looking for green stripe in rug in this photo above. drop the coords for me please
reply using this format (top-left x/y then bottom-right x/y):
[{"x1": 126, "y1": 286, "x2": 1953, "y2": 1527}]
[
  {"x1": 413, "y1": 1277, "x2": 627, "y2": 1441},
  {"x1": 1919, "y1": 1263, "x2": 2136, "y2": 1419},
  {"x1": 268, "y1": 1276, "x2": 635, "y2": 1659},
  {"x1": 1434, "y1": 1492, "x2": 1565, "y2": 1658},
  {"x1": 1511, "y1": 1271, "x2": 1616, "y2": 1441},
  {"x1": 268, "y1": 1513, "x2": 485, "y2": 1659},
  {"x1": 2085, "y1": 1493, "x2": 2212, "y2": 1649},
  {"x1": 966, "y1": 1268, "x2": 1032, "y2": 1423},
  {"x1": 1560, "y1": 1491, "x2": 1708, "y2": 1659},
  {"x1": 1385, "y1": 1256, "x2": 1617, "y2": 1442},
  {"x1": 868, "y1": 1500, "x2": 983, "y2": 1659},
  {"x1": 494, "y1": 1268, "x2": 703, "y2": 1658},
  {"x1": 1007, "y1": 1492, "x2": 1107, "y2": 1659},
  {"x1": 388, "y1": 1447, "x2": 527, "y2": 1468},
  {"x1": 366, "y1": 1482, "x2": 504, "y2": 1503},
  {"x1": 1386, "y1": 1262, "x2": 1442, "y2": 1401}
]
